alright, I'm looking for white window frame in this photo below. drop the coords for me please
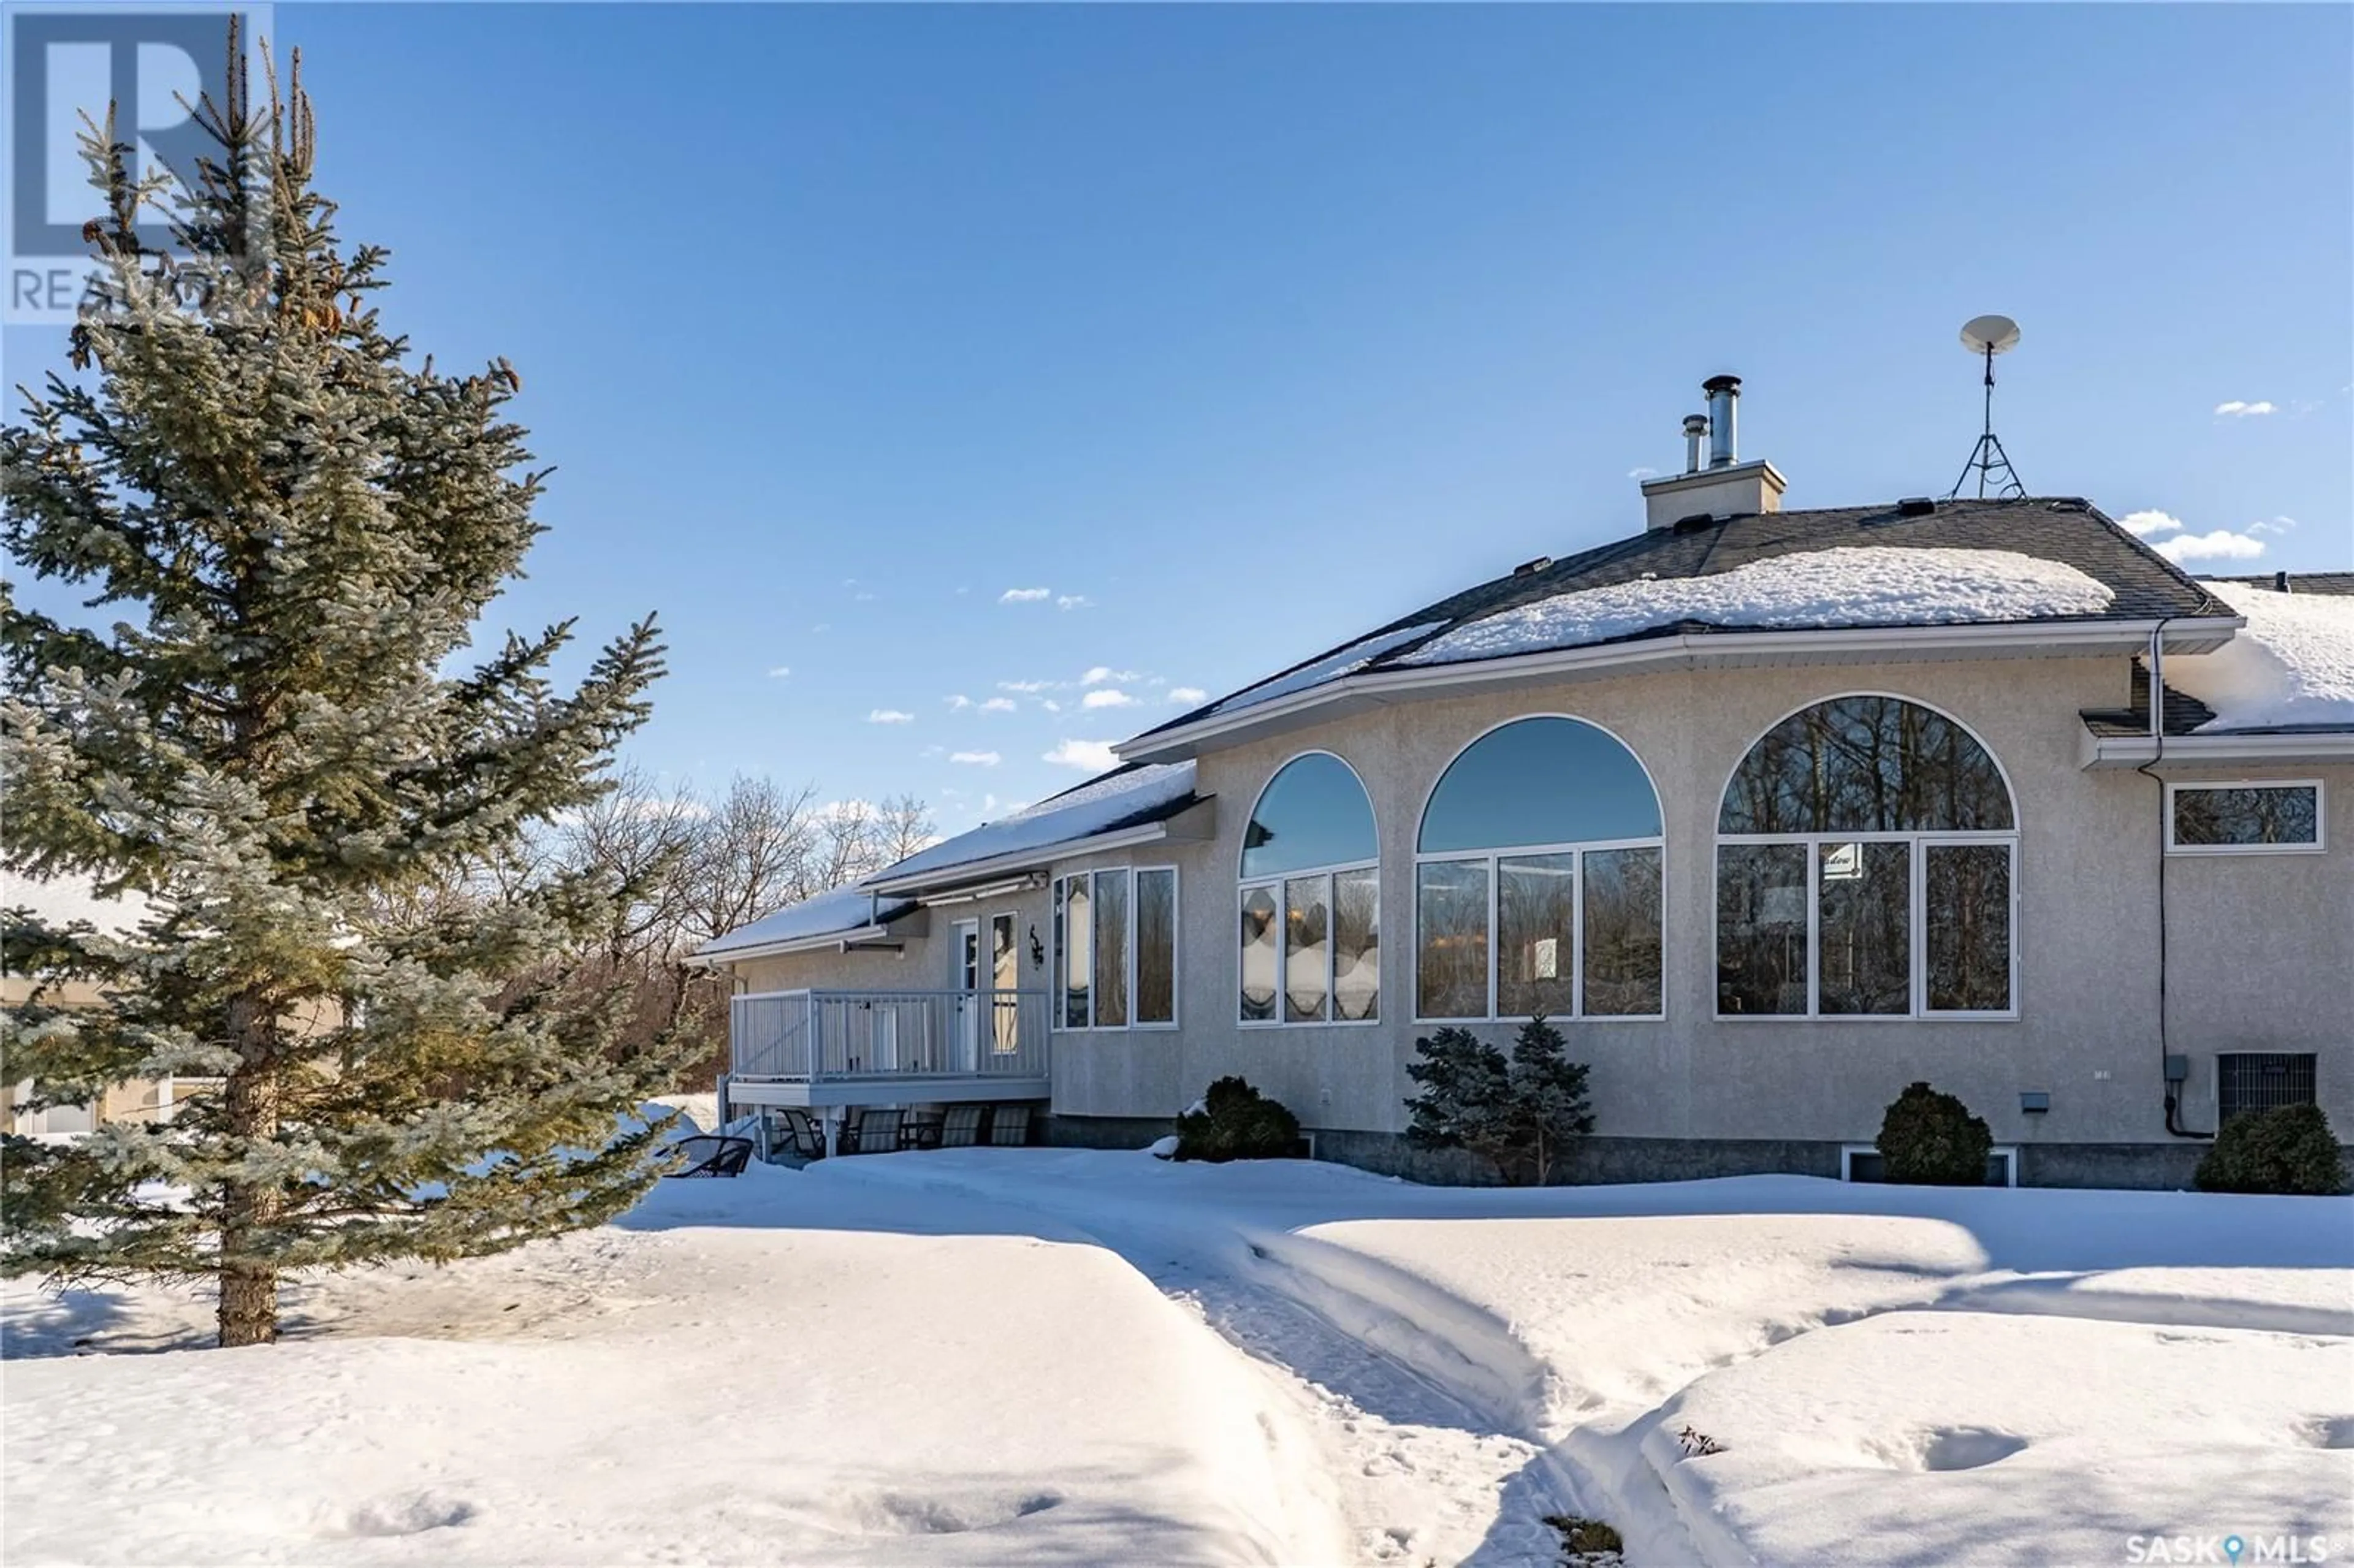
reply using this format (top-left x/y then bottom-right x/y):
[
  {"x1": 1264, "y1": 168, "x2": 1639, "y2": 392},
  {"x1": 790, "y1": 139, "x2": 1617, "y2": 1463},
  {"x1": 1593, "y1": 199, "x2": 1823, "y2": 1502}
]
[
  {"x1": 2163, "y1": 780, "x2": 2326, "y2": 856},
  {"x1": 1712, "y1": 831, "x2": 2021, "y2": 1022},
  {"x1": 1238, "y1": 860, "x2": 1382, "y2": 1029},
  {"x1": 1409, "y1": 714, "x2": 1668, "y2": 1026},
  {"x1": 1409, "y1": 837, "x2": 1667, "y2": 1023},
  {"x1": 1841, "y1": 1142, "x2": 2018, "y2": 1187},
  {"x1": 1236, "y1": 750, "x2": 1382, "y2": 1029},
  {"x1": 1051, "y1": 866, "x2": 1180, "y2": 1033},
  {"x1": 1711, "y1": 692, "x2": 2024, "y2": 1024}
]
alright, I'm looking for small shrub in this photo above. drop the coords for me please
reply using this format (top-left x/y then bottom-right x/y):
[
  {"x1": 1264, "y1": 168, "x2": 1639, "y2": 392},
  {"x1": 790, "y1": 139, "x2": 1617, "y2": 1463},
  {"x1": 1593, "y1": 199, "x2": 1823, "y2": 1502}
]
[
  {"x1": 1675, "y1": 1425, "x2": 1724, "y2": 1458},
  {"x1": 1542, "y1": 1514, "x2": 1624, "y2": 1559},
  {"x1": 2195, "y1": 1103, "x2": 2349, "y2": 1195},
  {"x1": 1405, "y1": 1016, "x2": 1593, "y2": 1185},
  {"x1": 1875, "y1": 1081, "x2": 1993, "y2": 1186},
  {"x1": 1174, "y1": 1076, "x2": 1301, "y2": 1162}
]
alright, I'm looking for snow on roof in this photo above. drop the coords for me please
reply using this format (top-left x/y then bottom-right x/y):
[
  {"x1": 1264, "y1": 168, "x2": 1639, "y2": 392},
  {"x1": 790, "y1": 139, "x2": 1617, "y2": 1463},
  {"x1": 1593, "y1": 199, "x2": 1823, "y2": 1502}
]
[
  {"x1": 1206, "y1": 623, "x2": 1447, "y2": 717},
  {"x1": 867, "y1": 761, "x2": 1198, "y2": 887},
  {"x1": 2167, "y1": 579, "x2": 2354, "y2": 733},
  {"x1": 1396, "y1": 547, "x2": 2118, "y2": 668},
  {"x1": 696, "y1": 885, "x2": 915, "y2": 959}
]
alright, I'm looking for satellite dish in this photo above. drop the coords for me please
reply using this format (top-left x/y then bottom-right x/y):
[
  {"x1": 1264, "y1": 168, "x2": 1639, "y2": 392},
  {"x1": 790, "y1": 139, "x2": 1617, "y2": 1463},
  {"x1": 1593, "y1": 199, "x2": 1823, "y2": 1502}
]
[{"x1": 1959, "y1": 314, "x2": 2021, "y2": 356}]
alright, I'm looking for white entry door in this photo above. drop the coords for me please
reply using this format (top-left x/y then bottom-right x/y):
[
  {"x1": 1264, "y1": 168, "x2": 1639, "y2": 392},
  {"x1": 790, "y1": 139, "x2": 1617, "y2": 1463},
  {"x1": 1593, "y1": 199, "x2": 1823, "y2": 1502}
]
[{"x1": 953, "y1": 918, "x2": 981, "y2": 1071}]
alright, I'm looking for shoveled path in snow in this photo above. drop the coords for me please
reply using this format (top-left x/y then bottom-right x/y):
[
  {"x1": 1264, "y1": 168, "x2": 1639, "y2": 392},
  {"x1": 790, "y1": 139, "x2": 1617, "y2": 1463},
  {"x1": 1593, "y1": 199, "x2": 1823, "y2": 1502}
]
[
  {"x1": 815, "y1": 1152, "x2": 2354, "y2": 1568},
  {"x1": 810, "y1": 1153, "x2": 1653, "y2": 1567}
]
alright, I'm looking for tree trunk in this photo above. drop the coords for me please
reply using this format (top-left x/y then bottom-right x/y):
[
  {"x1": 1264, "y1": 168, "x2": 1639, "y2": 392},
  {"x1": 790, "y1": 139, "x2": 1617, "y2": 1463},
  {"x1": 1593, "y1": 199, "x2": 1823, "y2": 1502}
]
[{"x1": 217, "y1": 995, "x2": 283, "y2": 1347}]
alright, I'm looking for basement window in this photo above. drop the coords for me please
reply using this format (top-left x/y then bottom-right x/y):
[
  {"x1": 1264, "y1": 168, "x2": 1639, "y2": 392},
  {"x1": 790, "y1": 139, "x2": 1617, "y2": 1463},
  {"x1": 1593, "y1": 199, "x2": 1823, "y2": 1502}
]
[
  {"x1": 2166, "y1": 783, "x2": 2323, "y2": 853},
  {"x1": 2217, "y1": 1053, "x2": 2318, "y2": 1122}
]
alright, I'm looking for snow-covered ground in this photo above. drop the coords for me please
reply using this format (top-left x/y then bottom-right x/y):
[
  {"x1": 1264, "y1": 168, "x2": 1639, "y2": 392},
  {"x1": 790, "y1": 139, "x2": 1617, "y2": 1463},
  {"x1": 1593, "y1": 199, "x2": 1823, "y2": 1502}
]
[{"x1": 8, "y1": 1150, "x2": 2350, "y2": 1567}]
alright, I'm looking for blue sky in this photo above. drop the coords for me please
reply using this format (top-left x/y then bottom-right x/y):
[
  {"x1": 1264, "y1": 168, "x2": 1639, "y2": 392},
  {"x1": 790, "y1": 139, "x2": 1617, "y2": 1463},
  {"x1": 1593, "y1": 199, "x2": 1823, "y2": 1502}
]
[{"x1": 7, "y1": 4, "x2": 2350, "y2": 833}]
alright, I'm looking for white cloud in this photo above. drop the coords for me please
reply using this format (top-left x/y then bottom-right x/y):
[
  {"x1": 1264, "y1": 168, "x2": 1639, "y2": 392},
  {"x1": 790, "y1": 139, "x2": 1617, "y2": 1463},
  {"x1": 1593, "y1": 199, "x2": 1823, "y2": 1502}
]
[
  {"x1": 980, "y1": 696, "x2": 1017, "y2": 714},
  {"x1": 2154, "y1": 529, "x2": 2269, "y2": 564},
  {"x1": 1167, "y1": 686, "x2": 1208, "y2": 704},
  {"x1": 1081, "y1": 666, "x2": 1113, "y2": 685},
  {"x1": 999, "y1": 587, "x2": 1051, "y2": 603},
  {"x1": 867, "y1": 709, "x2": 915, "y2": 725},
  {"x1": 853, "y1": 591, "x2": 877, "y2": 603},
  {"x1": 998, "y1": 679, "x2": 1053, "y2": 693},
  {"x1": 1628, "y1": 466, "x2": 1660, "y2": 480},
  {"x1": 950, "y1": 750, "x2": 1002, "y2": 767},
  {"x1": 765, "y1": 666, "x2": 791, "y2": 679},
  {"x1": 1081, "y1": 688, "x2": 1137, "y2": 709},
  {"x1": 1043, "y1": 739, "x2": 1119, "y2": 772},
  {"x1": 2214, "y1": 400, "x2": 2276, "y2": 418},
  {"x1": 1042, "y1": 698, "x2": 1062, "y2": 713},
  {"x1": 2118, "y1": 510, "x2": 2185, "y2": 537},
  {"x1": 944, "y1": 694, "x2": 972, "y2": 710},
  {"x1": 2249, "y1": 516, "x2": 2298, "y2": 536},
  {"x1": 1057, "y1": 595, "x2": 1094, "y2": 611}
]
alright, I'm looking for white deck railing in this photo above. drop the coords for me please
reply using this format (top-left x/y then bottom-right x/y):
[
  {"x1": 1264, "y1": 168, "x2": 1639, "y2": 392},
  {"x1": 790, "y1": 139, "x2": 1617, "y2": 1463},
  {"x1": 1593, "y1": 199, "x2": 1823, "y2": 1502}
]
[{"x1": 728, "y1": 989, "x2": 1051, "y2": 1083}]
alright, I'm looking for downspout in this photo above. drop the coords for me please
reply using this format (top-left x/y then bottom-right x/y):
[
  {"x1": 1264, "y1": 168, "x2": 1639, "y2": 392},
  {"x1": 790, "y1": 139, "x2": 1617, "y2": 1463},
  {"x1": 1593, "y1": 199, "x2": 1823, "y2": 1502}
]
[{"x1": 2135, "y1": 619, "x2": 2211, "y2": 1141}]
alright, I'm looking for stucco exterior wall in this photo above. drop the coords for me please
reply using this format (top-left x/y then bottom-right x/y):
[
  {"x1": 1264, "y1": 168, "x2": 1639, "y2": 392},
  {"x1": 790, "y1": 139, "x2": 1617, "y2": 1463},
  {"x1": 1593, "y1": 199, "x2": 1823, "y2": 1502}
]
[
  {"x1": 713, "y1": 653, "x2": 2349, "y2": 1170},
  {"x1": 1047, "y1": 653, "x2": 2352, "y2": 1154}
]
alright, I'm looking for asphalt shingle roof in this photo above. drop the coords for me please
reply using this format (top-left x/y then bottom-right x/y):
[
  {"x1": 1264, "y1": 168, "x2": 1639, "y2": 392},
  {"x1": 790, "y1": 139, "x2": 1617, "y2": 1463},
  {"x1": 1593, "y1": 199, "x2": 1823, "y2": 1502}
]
[{"x1": 1141, "y1": 497, "x2": 2234, "y2": 740}]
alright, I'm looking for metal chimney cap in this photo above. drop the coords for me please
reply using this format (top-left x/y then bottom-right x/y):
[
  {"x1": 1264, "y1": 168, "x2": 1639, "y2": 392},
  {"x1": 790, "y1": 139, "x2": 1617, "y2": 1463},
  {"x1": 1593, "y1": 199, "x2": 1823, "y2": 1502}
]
[
  {"x1": 1701, "y1": 373, "x2": 1743, "y2": 396},
  {"x1": 1682, "y1": 414, "x2": 1710, "y2": 432}
]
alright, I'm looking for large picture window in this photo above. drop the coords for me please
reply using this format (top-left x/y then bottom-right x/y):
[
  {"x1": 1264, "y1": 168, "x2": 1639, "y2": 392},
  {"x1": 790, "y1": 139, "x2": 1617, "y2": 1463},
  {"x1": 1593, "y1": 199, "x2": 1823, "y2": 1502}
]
[
  {"x1": 1055, "y1": 867, "x2": 1178, "y2": 1030},
  {"x1": 1715, "y1": 695, "x2": 2017, "y2": 1019},
  {"x1": 1240, "y1": 753, "x2": 1379, "y2": 1024},
  {"x1": 1414, "y1": 717, "x2": 1664, "y2": 1021}
]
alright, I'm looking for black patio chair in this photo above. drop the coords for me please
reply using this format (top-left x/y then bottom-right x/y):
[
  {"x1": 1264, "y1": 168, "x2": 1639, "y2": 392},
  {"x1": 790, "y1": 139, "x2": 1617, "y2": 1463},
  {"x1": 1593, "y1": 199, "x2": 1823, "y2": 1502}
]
[
  {"x1": 935, "y1": 1103, "x2": 986, "y2": 1149},
  {"x1": 779, "y1": 1107, "x2": 828, "y2": 1161},
  {"x1": 669, "y1": 1135, "x2": 753, "y2": 1178},
  {"x1": 844, "y1": 1108, "x2": 903, "y2": 1155},
  {"x1": 983, "y1": 1104, "x2": 1032, "y2": 1148},
  {"x1": 902, "y1": 1109, "x2": 947, "y2": 1152}
]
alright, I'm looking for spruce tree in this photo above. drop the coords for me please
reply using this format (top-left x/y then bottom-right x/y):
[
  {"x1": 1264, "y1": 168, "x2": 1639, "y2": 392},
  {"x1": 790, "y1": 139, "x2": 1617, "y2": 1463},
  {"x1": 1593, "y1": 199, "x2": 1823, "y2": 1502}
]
[{"x1": 0, "y1": 34, "x2": 688, "y2": 1345}]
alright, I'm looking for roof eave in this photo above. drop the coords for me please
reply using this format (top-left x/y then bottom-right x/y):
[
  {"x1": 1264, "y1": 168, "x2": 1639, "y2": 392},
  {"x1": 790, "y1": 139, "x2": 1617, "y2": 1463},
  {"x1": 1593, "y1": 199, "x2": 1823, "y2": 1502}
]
[
  {"x1": 1122, "y1": 617, "x2": 2245, "y2": 764},
  {"x1": 2079, "y1": 728, "x2": 2354, "y2": 771},
  {"x1": 859, "y1": 798, "x2": 1215, "y2": 898},
  {"x1": 688, "y1": 923, "x2": 904, "y2": 968}
]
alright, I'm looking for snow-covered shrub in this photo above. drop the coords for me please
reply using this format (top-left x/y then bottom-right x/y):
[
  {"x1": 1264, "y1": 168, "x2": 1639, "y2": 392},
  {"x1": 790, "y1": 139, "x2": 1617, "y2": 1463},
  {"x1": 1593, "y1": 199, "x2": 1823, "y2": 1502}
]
[
  {"x1": 1405, "y1": 1017, "x2": 1593, "y2": 1185},
  {"x1": 1173, "y1": 1078, "x2": 1301, "y2": 1162},
  {"x1": 1873, "y1": 1082, "x2": 1993, "y2": 1186},
  {"x1": 2195, "y1": 1104, "x2": 2349, "y2": 1195},
  {"x1": 1544, "y1": 1513, "x2": 1625, "y2": 1559}
]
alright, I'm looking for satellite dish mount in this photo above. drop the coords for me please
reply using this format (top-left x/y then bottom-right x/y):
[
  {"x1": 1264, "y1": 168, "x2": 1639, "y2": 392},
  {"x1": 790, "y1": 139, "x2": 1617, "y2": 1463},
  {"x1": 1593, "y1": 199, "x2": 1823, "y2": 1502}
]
[{"x1": 1949, "y1": 314, "x2": 2026, "y2": 501}]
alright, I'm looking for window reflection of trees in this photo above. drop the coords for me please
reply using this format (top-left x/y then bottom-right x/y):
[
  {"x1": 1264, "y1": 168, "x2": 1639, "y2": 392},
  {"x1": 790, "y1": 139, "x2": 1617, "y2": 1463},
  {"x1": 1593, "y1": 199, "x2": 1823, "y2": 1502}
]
[{"x1": 1718, "y1": 697, "x2": 2016, "y2": 1018}]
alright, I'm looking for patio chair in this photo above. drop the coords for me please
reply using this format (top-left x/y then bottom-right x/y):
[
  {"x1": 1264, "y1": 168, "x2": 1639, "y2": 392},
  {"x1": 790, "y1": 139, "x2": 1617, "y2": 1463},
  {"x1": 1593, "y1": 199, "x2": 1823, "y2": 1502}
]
[
  {"x1": 902, "y1": 1109, "x2": 947, "y2": 1152},
  {"x1": 935, "y1": 1103, "x2": 986, "y2": 1149},
  {"x1": 844, "y1": 1108, "x2": 903, "y2": 1155},
  {"x1": 779, "y1": 1107, "x2": 828, "y2": 1161},
  {"x1": 983, "y1": 1104, "x2": 1032, "y2": 1148},
  {"x1": 669, "y1": 1135, "x2": 753, "y2": 1178}
]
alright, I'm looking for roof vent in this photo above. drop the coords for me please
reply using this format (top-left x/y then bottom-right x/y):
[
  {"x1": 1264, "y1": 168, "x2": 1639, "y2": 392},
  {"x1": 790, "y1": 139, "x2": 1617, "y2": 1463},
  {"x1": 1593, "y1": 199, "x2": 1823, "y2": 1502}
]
[
  {"x1": 1897, "y1": 497, "x2": 1937, "y2": 517},
  {"x1": 1512, "y1": 555, "x2": 1553, "y2": 577},
  {"x1": 1641, "y1": 372, "x2": 1787, "y2": 530}
]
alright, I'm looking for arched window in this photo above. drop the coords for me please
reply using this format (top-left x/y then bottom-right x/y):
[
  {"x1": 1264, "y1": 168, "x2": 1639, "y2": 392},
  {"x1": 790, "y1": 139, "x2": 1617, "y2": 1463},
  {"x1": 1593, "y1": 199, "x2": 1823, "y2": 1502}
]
[
  {"x1": 1240, "y1": 753, "x2": 1379, "y2": 1024},
  {"x1": 1715, "y1": 695, "x2": 2017, "y2": 1018},
  {"x1": 1414, "y1": 717, "x2": 1664, "y2": 1021}
]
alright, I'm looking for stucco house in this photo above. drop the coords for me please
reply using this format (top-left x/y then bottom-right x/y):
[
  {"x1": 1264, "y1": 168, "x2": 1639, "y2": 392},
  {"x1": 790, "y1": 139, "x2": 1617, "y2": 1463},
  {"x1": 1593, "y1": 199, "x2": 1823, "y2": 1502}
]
[{"x1": 696, "y1": 377, "x2": 2353, "y2": 1187}]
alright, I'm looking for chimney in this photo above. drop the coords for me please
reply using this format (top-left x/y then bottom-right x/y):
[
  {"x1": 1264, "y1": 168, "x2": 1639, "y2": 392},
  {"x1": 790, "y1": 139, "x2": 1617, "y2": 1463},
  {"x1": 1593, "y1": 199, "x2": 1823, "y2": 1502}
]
[
  {"x1": 1703, "y1": 374, "x2": 1740, "y2": 466},
  {"x1": 1642, "y1": 372, "x2": 1788, "y2": 530}
]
